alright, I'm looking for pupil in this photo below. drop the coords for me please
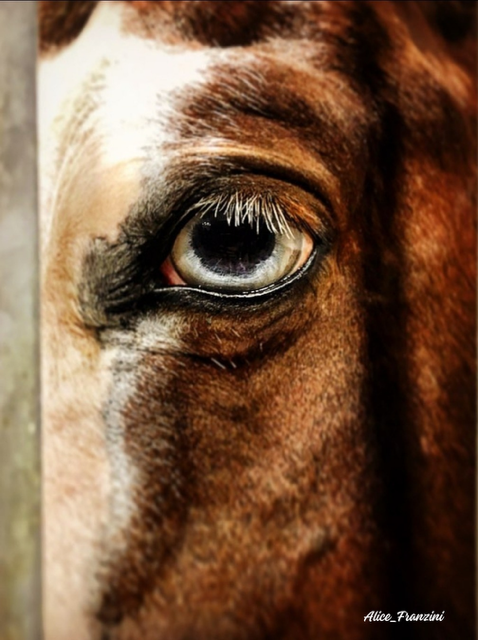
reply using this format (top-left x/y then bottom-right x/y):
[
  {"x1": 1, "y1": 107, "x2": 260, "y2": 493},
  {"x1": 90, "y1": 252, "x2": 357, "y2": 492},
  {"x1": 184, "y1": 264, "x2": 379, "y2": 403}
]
[{"x1": 191, "y1": 213, "x2": 276, "y2": 277}]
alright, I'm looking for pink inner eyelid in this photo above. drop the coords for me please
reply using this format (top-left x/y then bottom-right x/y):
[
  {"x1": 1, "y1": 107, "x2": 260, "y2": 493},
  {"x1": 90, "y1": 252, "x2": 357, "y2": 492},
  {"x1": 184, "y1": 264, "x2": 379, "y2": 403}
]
[{"x1": 160, "y1": 256, "x2": 187, "y2": 286}]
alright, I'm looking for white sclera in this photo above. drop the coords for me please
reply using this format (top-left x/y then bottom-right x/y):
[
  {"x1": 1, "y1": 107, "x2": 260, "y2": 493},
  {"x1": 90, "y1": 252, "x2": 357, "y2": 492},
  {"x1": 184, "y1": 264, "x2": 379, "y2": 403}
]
[{"x1": 170, "y1": 213, "x2": 312, "y2": 292}]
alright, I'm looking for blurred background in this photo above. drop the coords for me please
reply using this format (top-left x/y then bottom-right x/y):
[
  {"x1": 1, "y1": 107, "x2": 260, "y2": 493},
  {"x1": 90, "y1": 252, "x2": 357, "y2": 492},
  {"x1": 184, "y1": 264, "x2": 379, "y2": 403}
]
[{"x1": 0, "y1": 3, "x2": 41, "y2": 639}]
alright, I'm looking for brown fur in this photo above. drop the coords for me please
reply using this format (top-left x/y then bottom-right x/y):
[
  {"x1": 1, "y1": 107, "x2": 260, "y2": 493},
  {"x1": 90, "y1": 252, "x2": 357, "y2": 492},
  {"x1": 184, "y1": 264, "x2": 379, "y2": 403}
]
[
  {"x1": 40, "y1": 2, "x2": 476, "y2": 639},
  {"x1": 39, "y1": 1, "x2": 98, "y2": 52}
]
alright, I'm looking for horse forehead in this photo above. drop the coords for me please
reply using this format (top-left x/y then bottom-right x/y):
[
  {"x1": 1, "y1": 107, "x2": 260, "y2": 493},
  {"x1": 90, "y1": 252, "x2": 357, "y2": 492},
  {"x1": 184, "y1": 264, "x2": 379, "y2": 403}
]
[
  {"x1": 41, "y1": 1, "x2": 275, "y2": 135},
  {"x1": 121, "y1": 0, "x2": 310, "y2": 44},
  {"x1": 40, "y1": 0, "x2": 325, "y2": 51},
  {"x1": 38, "y1": 0, "x2": 375, "y2": 132}
]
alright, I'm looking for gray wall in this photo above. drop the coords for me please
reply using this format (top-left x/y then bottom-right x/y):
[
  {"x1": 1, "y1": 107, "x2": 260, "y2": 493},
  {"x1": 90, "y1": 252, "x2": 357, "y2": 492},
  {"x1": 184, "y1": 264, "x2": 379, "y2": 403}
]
[{"x1": 0, "y1": 2, "x2": 41, "y2": 639}]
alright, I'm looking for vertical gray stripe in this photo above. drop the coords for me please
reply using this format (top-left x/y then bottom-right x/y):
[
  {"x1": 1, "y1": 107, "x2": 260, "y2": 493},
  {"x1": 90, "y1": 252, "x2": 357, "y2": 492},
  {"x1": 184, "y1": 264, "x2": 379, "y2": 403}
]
[{"x1": 0, "y1": 3, "x2": 41, "y2": 639}]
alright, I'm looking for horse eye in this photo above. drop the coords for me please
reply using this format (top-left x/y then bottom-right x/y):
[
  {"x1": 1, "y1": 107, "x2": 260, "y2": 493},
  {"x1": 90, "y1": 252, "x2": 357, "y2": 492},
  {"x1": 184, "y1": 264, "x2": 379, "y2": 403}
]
[{"x1": 161, "y1": 209, "x2": 314, "y2": 293}]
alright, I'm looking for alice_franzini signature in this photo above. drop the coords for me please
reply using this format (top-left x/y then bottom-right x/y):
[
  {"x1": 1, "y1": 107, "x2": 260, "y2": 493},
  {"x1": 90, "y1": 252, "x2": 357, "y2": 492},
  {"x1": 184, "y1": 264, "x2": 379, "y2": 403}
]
[{"x1": 364, "y1": 611, "x2": 445, "y2": 623}]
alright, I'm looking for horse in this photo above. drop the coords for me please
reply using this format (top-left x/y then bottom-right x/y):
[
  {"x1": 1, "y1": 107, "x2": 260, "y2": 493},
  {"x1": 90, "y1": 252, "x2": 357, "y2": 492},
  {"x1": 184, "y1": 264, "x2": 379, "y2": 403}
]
[{"x1": 38, "y1": 2, "x2": 476, "y2": 638}]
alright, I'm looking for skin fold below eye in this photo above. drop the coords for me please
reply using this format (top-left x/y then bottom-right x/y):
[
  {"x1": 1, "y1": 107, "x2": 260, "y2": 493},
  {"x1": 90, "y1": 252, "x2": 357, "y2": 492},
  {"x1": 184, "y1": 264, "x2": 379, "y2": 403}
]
[{"x1": 160, "y1": 208, "x2": 314, "y2": 293}]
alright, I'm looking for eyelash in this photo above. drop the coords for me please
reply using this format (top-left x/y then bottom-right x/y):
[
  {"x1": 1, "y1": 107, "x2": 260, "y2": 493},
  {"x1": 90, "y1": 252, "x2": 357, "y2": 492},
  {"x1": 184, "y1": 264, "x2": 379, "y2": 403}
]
[{"x1": 182, "y1": 190, "x2": 296, "y2": 237}]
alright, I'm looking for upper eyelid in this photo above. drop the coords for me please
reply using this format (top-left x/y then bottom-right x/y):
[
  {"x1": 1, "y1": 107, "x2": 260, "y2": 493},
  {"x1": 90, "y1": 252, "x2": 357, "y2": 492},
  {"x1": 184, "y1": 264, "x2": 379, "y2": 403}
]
[
  {"x1": 134, "y1": 168, "x2": 335, "y2": 253},
  {"x1": 165, "y1": 148, "x2": 341, "y2": 218},
  {"x1": 136, "y1": 150, "x2": 339, "y2": 241}
]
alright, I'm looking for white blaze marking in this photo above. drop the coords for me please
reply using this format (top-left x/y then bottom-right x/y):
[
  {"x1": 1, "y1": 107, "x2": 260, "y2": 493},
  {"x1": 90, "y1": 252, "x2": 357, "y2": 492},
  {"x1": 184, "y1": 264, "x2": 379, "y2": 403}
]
[
  {"x1": 101, "y1": 316, "x2": 184, "y2": 551},
  {"x1": 39, "y1": 1, "x2": 217, "y2": 635},
  {"x1": 39, "y1": 0, "x2": 214, "y2": 249}
]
